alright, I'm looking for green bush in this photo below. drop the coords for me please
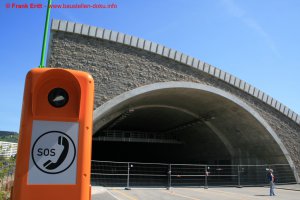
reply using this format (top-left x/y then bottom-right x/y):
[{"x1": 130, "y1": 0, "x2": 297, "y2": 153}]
[
  {"x1": 0, "y1": 157, "x2": 15, "y2": 200},
  {"x1": 0, "y1": 190, "x2": 9, "y2": 200}
]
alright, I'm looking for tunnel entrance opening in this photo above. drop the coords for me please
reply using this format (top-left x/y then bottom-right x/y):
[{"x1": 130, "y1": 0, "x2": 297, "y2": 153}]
[
  {"x1": 91, "y1": 82, "x2": 296, "y2": 186},
  {"x1": 92, "y1": 105, "x2": 232, "y2": 165}
]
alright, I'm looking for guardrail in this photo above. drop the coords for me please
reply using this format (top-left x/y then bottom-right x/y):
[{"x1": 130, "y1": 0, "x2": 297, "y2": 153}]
[{"x1": 91, "y1": 160, "x2": 296, "y2": 188}]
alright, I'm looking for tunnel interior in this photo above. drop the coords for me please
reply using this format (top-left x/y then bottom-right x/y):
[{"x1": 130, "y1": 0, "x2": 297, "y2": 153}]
[{"x1": 92, "y1": 86, "x2": 289, "y2": 166}]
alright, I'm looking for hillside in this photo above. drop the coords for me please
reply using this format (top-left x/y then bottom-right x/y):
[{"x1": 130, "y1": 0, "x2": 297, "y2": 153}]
[{"x1": 0, "y1": 131, "x2": 18, "y2": 143}]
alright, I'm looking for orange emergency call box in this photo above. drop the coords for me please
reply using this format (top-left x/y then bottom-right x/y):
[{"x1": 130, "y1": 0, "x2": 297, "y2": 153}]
[{"x1": 12, "y1": 68, "x2": 94, "y2": 200}]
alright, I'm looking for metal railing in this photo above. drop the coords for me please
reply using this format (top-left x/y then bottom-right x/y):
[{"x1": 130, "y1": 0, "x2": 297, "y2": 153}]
[
  {"x1": 91, "y1": 160, "x2": 297, "y2": 188},
  {"x1": 93, "y1": 130, "x2": 182, "y2": 144}
]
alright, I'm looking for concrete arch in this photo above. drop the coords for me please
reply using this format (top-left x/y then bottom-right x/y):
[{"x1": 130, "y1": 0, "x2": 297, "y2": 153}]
[
  {"x1": 93, "y1": 81, "x2": 299, "y2": 182},
  {"x1": 50, "y1": 19, "x2": 300, "y2": 125}
]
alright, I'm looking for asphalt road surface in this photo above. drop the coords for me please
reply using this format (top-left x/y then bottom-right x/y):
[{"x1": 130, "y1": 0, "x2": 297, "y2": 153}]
[{"x1": 92, "y1": 186, "x2": 300, "y2": 200}]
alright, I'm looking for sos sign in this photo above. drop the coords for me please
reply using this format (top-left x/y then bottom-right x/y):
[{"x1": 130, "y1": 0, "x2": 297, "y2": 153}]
[{"x1": 31, "y1": 130, "x2": 76, "y2": 174}]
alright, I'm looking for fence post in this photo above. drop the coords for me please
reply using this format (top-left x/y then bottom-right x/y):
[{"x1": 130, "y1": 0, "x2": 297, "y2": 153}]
[
  {"x1": 167, "y1": 164, "x2": 172, "y2": 190},
  {"x1": 204, "y1": 165, "x2": 208, "y2": 189},
  {"x1": 125, "y1": 162, "x2": 131, "y2": 190},
  {"x1": 292, "y1": 165, "x2": 299, "y2": 184},
  {"x1": 237, "y1": 165, "x2": 242, "y2": 188}
]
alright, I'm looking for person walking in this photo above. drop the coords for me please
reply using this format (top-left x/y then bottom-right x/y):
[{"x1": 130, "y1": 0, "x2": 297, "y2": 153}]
[{"x1": 267, "y1": 169, "x2": 276, "y2": 196}]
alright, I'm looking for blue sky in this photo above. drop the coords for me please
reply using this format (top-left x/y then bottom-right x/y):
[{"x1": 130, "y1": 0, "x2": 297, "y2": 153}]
[{"x1": 0, "y1": 0, "x2": 300, "y2": 132}]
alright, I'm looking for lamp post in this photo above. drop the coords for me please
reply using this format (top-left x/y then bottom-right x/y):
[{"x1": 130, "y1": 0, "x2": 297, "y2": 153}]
[{"x1": 39, "y1": 0, "x2": 52, "y2": 68}]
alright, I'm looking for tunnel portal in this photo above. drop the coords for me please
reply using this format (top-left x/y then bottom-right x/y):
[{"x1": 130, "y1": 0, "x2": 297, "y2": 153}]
[
  {"x1": 48, "y1": 20, "x2": 300, "y2": 185},
  {"x1": 92, "y1": 83, "x2": 288, "y2": 166}
]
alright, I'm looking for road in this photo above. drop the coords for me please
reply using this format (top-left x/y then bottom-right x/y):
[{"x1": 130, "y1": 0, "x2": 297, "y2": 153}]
[{"x1": 92, "y1": 186, "x2": 300, "y2": 200}]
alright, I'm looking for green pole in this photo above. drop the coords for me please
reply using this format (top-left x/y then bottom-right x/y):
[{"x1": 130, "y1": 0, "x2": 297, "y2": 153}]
[{"x1": 39, "y1": 0, "x2": 52, "y2": 68}]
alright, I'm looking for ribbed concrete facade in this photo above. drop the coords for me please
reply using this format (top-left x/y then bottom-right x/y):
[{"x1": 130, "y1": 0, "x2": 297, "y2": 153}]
[{"x1": 47, "y1": 20, "x2": 300, "y2": 181}]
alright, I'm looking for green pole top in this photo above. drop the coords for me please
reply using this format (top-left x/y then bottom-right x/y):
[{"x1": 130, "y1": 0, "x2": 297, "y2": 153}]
[{"x1": 39, "y1": 0, "x2": 52, "y2": 68}]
